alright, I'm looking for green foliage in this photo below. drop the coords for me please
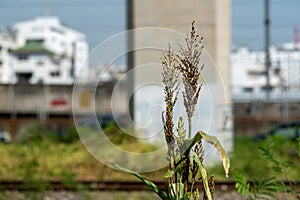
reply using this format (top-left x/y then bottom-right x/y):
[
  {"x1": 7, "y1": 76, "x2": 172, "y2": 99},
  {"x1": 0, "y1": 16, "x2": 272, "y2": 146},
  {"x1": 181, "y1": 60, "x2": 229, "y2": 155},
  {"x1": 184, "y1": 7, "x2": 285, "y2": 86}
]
[
  {"x1": 195, "y1": 131, "x2": 230, "y2": 177},
  {"x1": 251, "y1": 177, "x2": 289, "y2": 200},
  {"x1": 258, "y1": 140, "x2": 292, "y2": 174},
  {"x1": 17, "y1": 123, "x2": 80, "y2": 144},
  {"x1": 56, "y1": 126, "x2": 79, "y2": 143},
  {"x1": 18, "y1": 123, "x2": 55, "y2": 144},
  {"x1": 297, "y1": 137, "x2": 300, "y2": 158},
  {"x1": 59, "y1": 171, "x2": 77, "y2": 190},
  {"x1": 235, "y1": 173, "x2": 290, "y2": 200},
  {"x1": 234, "y1": 136, "x2": 299, "y2": 199},
  {"x1": 208, "y1": 136, "x2": 300, "y2": 180},
  {"x1": 234, "y1": 170, "x2": 250, "y2": 196},
  {"x1": 164, "y1": 165, "x2": 183, "y2": 179},
  {"x1": 192, "y1": 152, "x2": 212, "y2": 200},
  {"x1": 0, "y1": 125, "x2": 165, "y2": 182},
  {"x1": 103, "y1": 122, "x2": 136, "y2": 145}
]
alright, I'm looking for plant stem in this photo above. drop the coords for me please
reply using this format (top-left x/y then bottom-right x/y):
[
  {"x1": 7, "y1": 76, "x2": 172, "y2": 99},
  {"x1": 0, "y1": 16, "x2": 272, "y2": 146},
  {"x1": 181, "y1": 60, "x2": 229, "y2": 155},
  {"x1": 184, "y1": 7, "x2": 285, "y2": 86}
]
[
  {"x1": 183, "y1": 118, "x2": 193, "y2": 193},
  {"x1": 188, "y1": 119, "x2": 192, "y2": 139}
]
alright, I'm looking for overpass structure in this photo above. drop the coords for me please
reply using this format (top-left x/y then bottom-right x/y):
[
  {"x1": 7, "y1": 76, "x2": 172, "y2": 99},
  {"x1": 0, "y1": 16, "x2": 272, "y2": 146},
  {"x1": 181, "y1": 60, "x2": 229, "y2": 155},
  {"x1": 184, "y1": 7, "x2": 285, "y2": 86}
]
[
  {"x1": 0, "y1": 81, "x2": 127, "y2": 140},
  {"x1": 233, "y1": 91, "x2": 300, "y2": 135}
]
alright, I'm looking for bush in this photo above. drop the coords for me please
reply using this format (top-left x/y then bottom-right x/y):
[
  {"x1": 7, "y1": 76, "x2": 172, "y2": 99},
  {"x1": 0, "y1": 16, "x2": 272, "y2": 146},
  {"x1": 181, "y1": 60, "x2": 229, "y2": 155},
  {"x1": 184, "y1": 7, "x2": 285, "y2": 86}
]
[
  {"x1": 56, "y1": 126, "x2": 79, "y2": 144},
  {"x1": 103, "y1": 122, "x2": 135, "y2": 145},
  {"x1": 18, "y1": 123, "x2": 55, "y2": 144},
  {"x1": 17, "y1": 123, "x2": 80, "y2": 144}
]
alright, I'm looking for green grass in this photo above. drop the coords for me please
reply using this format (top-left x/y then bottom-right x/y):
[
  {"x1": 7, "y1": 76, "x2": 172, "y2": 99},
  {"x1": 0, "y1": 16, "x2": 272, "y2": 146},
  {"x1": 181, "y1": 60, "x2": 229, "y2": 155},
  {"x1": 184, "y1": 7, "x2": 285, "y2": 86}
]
[
  {"x1": 208, "y1": 136, "x2": 300, "y2": 181},
  {"x1": 0, "y1": 124, "x2": 166, "y2": 182},
  {"x1": 0, "y1": 122, "x2": 299, "y2": 183},
  {"x1": 0, "y1": 140, "x2": 168, "y2": 181}
]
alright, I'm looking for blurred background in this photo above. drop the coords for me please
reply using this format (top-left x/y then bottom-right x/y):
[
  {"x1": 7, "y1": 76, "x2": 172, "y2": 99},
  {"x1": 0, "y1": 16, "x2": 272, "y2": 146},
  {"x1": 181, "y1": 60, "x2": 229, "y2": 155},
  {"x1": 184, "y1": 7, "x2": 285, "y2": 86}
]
[{"x1": 0, "y1": 0, "x2": 299, "y2": 199}]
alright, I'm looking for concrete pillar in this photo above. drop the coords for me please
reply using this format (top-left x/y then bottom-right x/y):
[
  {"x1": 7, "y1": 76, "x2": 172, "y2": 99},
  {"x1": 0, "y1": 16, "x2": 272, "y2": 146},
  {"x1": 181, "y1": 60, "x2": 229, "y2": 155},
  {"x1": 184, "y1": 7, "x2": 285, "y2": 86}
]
[{"x1": 129, "y1": 0, "x2": 233, "y2": 154}]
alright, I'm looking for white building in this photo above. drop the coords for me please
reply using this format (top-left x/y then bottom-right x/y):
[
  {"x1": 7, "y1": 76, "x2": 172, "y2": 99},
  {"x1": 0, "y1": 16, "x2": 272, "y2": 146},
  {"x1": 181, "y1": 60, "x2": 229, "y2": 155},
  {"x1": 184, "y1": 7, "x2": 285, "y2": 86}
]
[
  {"x1": 231, "y1": 44, "x2": 300, "y2": 99},
  {"x1": 0, "y1": 31, "x2": 24, "y2": 84},
  {"x1": 84, "y1": 64, "x2": 126, "y2": 84},
  {"x1": 0, "y1": 16, "x2": 89, "y2": 85}
]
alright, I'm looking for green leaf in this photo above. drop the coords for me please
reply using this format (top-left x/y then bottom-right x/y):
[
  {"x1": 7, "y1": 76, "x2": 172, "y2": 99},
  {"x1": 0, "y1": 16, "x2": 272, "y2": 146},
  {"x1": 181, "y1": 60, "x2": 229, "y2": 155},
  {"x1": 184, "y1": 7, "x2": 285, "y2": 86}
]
[
  {"x1": 164, "y1": 164, "x2": 183, "y2": 179},
  {"x1": 170, "y1": 182, "x2": 185, "y2": 199},
  {"x1": 251, "y1": 177, "x2": 290, "y2": 199},
  {"x1": 181, "y1": 131, "x2": 230, "y2": 177},
  {"x1": 258, "y1": 146, "x2": 279, "y2": 166},
  {"x1": 164, "y1": 170, "x2": 174, "y2": 179},
  {"x1": 111, "y1": 163, "x2": 167, "y2": 200},
  {"x1": 193, "y1": 152, "x2": 212, "y2": 200},
  {"x1": 182, "y1": 138, "x2": 195, "y2": 155},
  {"x1": 234, "y1": 170, "x2": 250, "y2": 196},
  {"x1": 197, "y1": 131, "x2": 230, "y2": 177}
]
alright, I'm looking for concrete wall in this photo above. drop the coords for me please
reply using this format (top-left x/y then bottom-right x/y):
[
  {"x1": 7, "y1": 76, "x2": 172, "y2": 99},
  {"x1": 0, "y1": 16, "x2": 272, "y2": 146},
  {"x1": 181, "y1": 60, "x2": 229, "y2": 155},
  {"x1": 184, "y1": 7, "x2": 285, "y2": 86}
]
[
  {"x1": 133, "y1": 0, "x2": 231, "y2": 101},
  {"x1": 0, "y1": 82, "x2": 128, "y2": 140},
  {"x1": 234, "y1": 101, "x2": 300, "y2": 135},
  {"x1": 0, "y1": 82, "x2": 127, "y2": 115}
]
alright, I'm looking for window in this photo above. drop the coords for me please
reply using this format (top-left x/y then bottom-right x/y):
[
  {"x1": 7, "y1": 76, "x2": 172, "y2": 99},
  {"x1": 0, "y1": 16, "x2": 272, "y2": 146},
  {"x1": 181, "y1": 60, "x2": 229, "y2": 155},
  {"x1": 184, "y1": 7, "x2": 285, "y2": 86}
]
[
  {"x1": 0, "y1": 46, "x2": 2, "y2": 51},
  {"x1": 26, "y1": 39, "x2": 44, "y2": 44},
  {"x1": 18, "y1": 55, "x2": 28, "y2": 60},
  {"x1": 243, "y1": 87, "x2": 253, "y2": 93},
  {"x1": 51, "y1": 27, "x2": 64, "y2": 35},
  {"x1": 50, "y1": 71, "x2": 60, "y2": 77},
  {"x1": 0, "y1": 60, "x2": 2, "y2": 66},
  {"x1": 37, "y1": 61, "x2": 44, "y2": 66},
  {"x1": 261, "y1": 85, "x2": 273, "y2": 91}
]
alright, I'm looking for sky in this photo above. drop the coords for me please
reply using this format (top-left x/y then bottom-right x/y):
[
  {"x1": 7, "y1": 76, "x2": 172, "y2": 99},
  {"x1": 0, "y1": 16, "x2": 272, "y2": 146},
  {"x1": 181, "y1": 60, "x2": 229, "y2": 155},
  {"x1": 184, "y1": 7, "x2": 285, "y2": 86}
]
[
  {"x1": 232, "y1": 0, "x2": 300, "y2": 50},
  {"x1": 0, "y1": 0, "x2": 299, "y2": 52},
  {"x1": 0, "y1": 0, "x2": 126, "y2": 51}
]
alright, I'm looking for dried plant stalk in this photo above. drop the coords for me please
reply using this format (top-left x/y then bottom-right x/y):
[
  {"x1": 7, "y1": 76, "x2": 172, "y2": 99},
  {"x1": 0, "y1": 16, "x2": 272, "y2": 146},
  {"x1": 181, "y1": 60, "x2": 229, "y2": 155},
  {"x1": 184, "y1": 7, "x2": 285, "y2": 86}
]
[
  {"x1": 162, "y1": 45, "x2": 180, "y2": 145},
  {"x1": 177, "y1": 21, "x2": 204, "y2": 129},
  {"x1": 177, "y1": 21, "x2": 206, "y2": 190},
  {"x1": 161, "y1": 45, "x2": 180, "y2": 188},
  {"x1": 113, "y1": 21, "x2": 230, "y2": 200}
]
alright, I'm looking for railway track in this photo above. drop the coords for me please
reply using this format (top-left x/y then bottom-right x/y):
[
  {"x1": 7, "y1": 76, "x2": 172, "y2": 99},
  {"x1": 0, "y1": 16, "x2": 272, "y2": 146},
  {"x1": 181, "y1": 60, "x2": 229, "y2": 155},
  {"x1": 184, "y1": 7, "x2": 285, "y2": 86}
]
[
  {"x1": 1, "y1": 180, "x2": 299, "y2": 192},
  {"x1": 0, "y1": 180, "x2": 237, "y2": 191}
]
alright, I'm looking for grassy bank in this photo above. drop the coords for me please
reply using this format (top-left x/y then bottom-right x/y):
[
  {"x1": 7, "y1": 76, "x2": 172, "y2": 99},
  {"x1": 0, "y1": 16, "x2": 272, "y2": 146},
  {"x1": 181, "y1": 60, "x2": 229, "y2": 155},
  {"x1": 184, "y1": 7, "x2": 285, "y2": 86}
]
[
  {"x1": 0, "y1": 140, "x2": 167, "y2": 181},
  {"x1": 0, "y1": 123, "x2": 165, "y2": 182},
  {"x1": 0, "y1": 123, "x2": 299, "y2": 182}
]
